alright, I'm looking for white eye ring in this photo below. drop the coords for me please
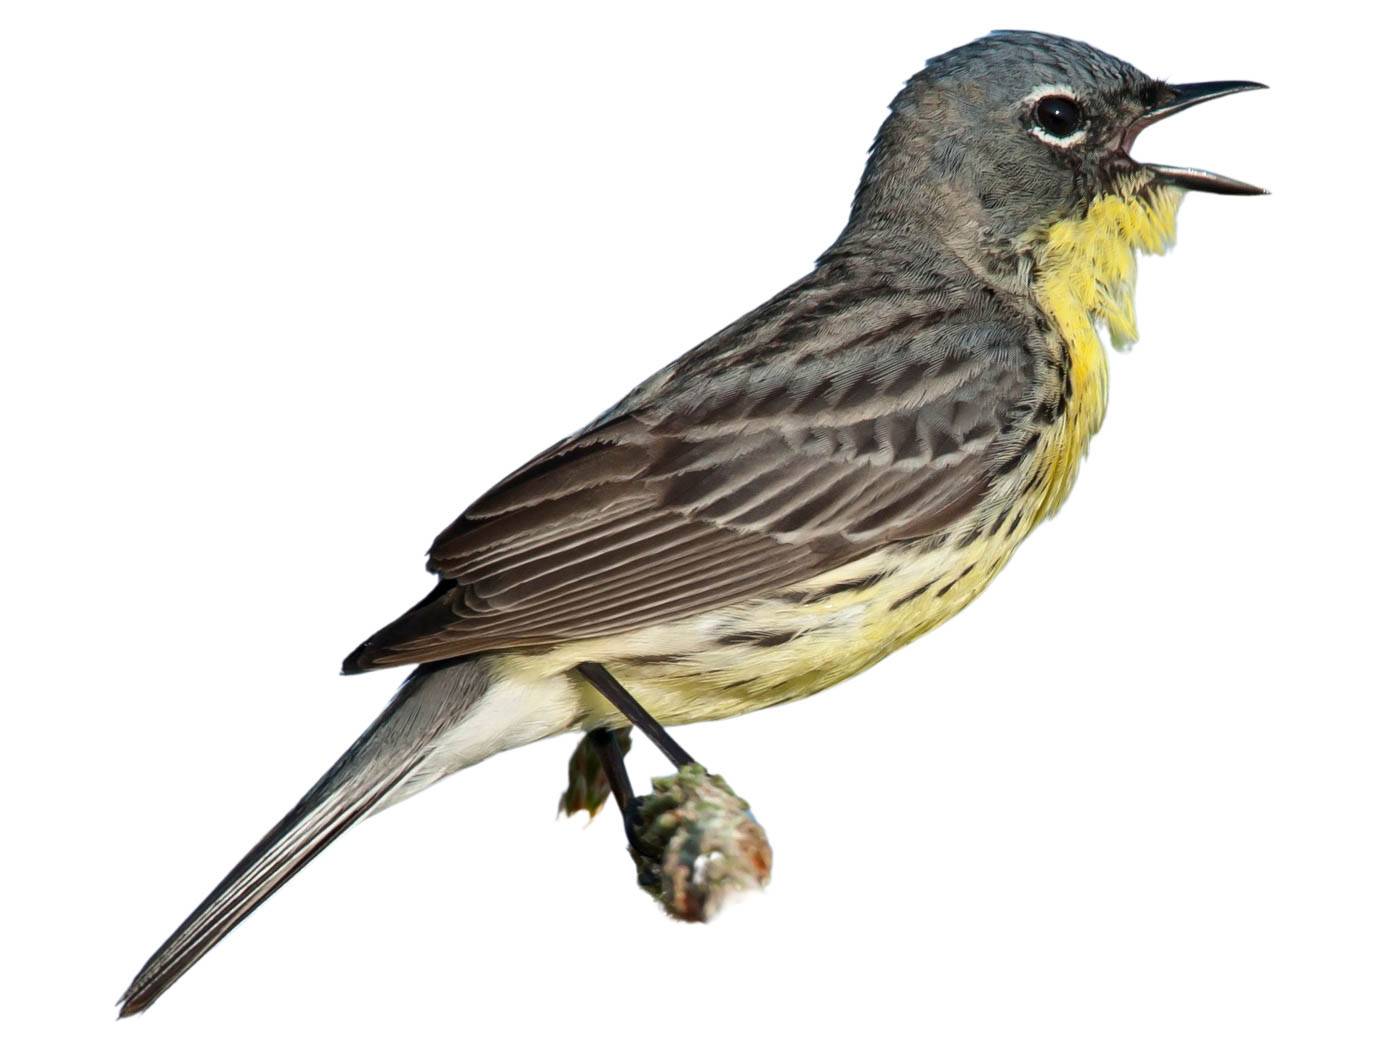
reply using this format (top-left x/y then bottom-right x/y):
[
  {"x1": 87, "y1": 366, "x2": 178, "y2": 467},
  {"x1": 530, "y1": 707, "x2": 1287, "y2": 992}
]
[{"x1": 1023, "y1": 84, "x2": 1087, "y2": 148}]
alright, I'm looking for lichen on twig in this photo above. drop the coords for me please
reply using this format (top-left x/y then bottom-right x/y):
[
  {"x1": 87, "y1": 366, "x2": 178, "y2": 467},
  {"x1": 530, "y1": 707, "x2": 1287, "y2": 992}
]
[
  {"x1": 559, "y1": 736, "x2": 772, "y2": 922},
  {"x1": 628, "y1": 763, "x2": 772, "y2": 922}
]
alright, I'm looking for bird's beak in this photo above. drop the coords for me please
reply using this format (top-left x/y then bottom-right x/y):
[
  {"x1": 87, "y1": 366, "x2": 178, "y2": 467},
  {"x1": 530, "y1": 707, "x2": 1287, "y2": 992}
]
[{"x1": 1125, "y1": 81, "x2": 1268, "y2": 196}]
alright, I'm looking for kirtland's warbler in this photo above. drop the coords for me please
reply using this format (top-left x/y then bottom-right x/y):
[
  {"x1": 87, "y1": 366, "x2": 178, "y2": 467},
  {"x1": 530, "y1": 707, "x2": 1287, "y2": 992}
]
[{"x1": 121, "y1": 30, "x2": 1265, "y2": 1015}]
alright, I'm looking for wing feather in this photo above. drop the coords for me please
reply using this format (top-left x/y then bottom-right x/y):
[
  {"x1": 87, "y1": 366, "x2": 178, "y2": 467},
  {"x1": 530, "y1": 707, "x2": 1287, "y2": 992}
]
[{"x1": 343, "y1": 268, "x2": 1039, "y2": 673}]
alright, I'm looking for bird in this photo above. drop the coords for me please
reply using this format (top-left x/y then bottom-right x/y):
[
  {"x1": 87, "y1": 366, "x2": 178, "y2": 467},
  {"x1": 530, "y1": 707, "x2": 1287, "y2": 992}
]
[{"x1": 119, "y1": 29, "x2": 1265, "y2": 1016}]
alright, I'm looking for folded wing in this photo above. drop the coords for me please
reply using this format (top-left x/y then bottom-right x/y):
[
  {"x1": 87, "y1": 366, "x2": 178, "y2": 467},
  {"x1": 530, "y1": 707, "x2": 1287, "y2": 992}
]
[{"x1": 343, "y1": 286, "x2": 1036, "y2": 672}]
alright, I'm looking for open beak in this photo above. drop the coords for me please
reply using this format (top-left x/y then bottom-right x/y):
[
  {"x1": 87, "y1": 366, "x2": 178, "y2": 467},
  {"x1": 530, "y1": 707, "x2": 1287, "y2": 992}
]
[{"x1": 1126, "y1": 81, "x2": 1268, "y2": 195}]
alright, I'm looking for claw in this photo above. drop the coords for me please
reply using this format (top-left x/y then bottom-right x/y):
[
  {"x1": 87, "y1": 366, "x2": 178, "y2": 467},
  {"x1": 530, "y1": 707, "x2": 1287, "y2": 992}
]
[{"x1": 557, "y1": 727, "x2": 632, "y2": 818}]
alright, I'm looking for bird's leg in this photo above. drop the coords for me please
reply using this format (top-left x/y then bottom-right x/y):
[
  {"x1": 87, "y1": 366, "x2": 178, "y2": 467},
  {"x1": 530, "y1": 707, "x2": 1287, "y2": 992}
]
[
  {"x1": 575, "y1": 661, "x2": 692, "y2": 875},
  {"x1": 585, "y1": 726, "x2": 655, "y2": 864},
  {"x1": 575, "y1": 661, "x2": 695, "y2": 769},
  {"x1": 587, "y1": 727, "x2": 635, "y2": 811}
]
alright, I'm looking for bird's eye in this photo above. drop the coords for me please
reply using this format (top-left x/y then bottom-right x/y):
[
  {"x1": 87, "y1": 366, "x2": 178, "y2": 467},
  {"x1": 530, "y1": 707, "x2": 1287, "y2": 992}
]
[{"x1": 1033, "y1": 95, "x2": 1084, "y2": 139}]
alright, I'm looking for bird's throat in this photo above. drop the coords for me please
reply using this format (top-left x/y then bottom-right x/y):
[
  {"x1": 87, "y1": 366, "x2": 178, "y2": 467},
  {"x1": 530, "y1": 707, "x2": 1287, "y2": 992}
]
[
  {"x1": 1030, "y1": 184, "x2": 1183, "y2": 517},
  {"x1": 1037, "y1": 185, "x2": 1182, "y2": 347}
]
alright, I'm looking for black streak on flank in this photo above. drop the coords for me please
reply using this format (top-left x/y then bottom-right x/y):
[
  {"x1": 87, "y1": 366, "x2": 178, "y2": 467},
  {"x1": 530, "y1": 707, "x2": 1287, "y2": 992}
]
[
  {"x1": 935, "y1": 565, "x2": 975, "y2": 599},
  {"x1": 988, "y1": 503, "x2": 1014, "y2": 537},
  {"x1": 718, "y1": 629, "x2": 799, "y2": 648},
  {"x1": 784, "y1": 572, "x2": 887, "y2": 605},
  {"x1": 889, "y1": 575, "x2": 943, "y2": 612},
  {"x1": 624, "y1": 652, "x2": 687, "y2": 666}
]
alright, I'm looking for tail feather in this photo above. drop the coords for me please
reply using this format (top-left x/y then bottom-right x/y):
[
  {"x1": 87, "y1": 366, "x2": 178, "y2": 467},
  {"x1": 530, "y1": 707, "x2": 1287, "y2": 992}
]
[{"x1": 118, "y1": 658, "x2": 489, "y2": 1017}]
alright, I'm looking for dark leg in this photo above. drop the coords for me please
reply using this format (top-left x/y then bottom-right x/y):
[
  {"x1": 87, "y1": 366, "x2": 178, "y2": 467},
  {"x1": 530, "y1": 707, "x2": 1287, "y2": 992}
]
[
  {"x1": 586, "y1": 727, "x2": 635, "y2": 811},
  {"x1": 585, "y1": 726, "x2": 654, "y2": 859},
  {"x1": 576, "y1": 661, "x2": 695, "y2": 769}
]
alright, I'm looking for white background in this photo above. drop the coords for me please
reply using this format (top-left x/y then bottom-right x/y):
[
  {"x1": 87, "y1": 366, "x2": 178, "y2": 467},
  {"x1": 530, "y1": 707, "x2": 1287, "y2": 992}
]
[{"x1": 3, "y1": 2, "x2": 1390, "y2": 1044}]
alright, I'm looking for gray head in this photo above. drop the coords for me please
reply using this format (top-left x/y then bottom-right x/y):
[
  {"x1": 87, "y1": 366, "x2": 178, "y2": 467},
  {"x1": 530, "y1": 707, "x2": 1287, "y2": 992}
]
[{"x1": 841, "y1": 31, "x2": 1264, "y2": 261}]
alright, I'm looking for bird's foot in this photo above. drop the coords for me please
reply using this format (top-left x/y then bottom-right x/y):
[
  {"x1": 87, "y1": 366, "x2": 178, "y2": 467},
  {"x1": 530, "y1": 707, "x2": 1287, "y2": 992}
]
[{"x1": 558, "y1": 726, "x2": 632, "y2": 818}]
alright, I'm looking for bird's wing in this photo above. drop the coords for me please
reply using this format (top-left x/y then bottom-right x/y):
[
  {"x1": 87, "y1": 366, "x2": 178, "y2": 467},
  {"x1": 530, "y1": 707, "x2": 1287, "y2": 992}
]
[{"x1": 343, "y1": 287, "x2": 1037, "y2": 672}]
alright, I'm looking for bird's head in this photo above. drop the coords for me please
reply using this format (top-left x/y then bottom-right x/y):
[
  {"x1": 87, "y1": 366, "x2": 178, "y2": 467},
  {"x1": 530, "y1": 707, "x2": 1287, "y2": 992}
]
[{"x1": 842, "y1": 31, "x2": 1265, "y2": 272}]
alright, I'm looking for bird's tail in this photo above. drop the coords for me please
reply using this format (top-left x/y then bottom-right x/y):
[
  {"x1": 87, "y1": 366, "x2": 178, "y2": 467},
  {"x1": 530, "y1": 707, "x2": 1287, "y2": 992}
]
[{"x1": 118, "y1": 657, "x2": 490, "y2": 1018}]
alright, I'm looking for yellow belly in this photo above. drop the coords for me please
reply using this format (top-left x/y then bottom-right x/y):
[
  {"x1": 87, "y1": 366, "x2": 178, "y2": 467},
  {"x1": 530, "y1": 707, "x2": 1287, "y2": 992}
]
[
  {"x1": 622, "y1": 527, "x2": 1034, "y2": 722},
  {"x1": 493, "y1": 521, "x2": 1034, "y2": 728}
]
